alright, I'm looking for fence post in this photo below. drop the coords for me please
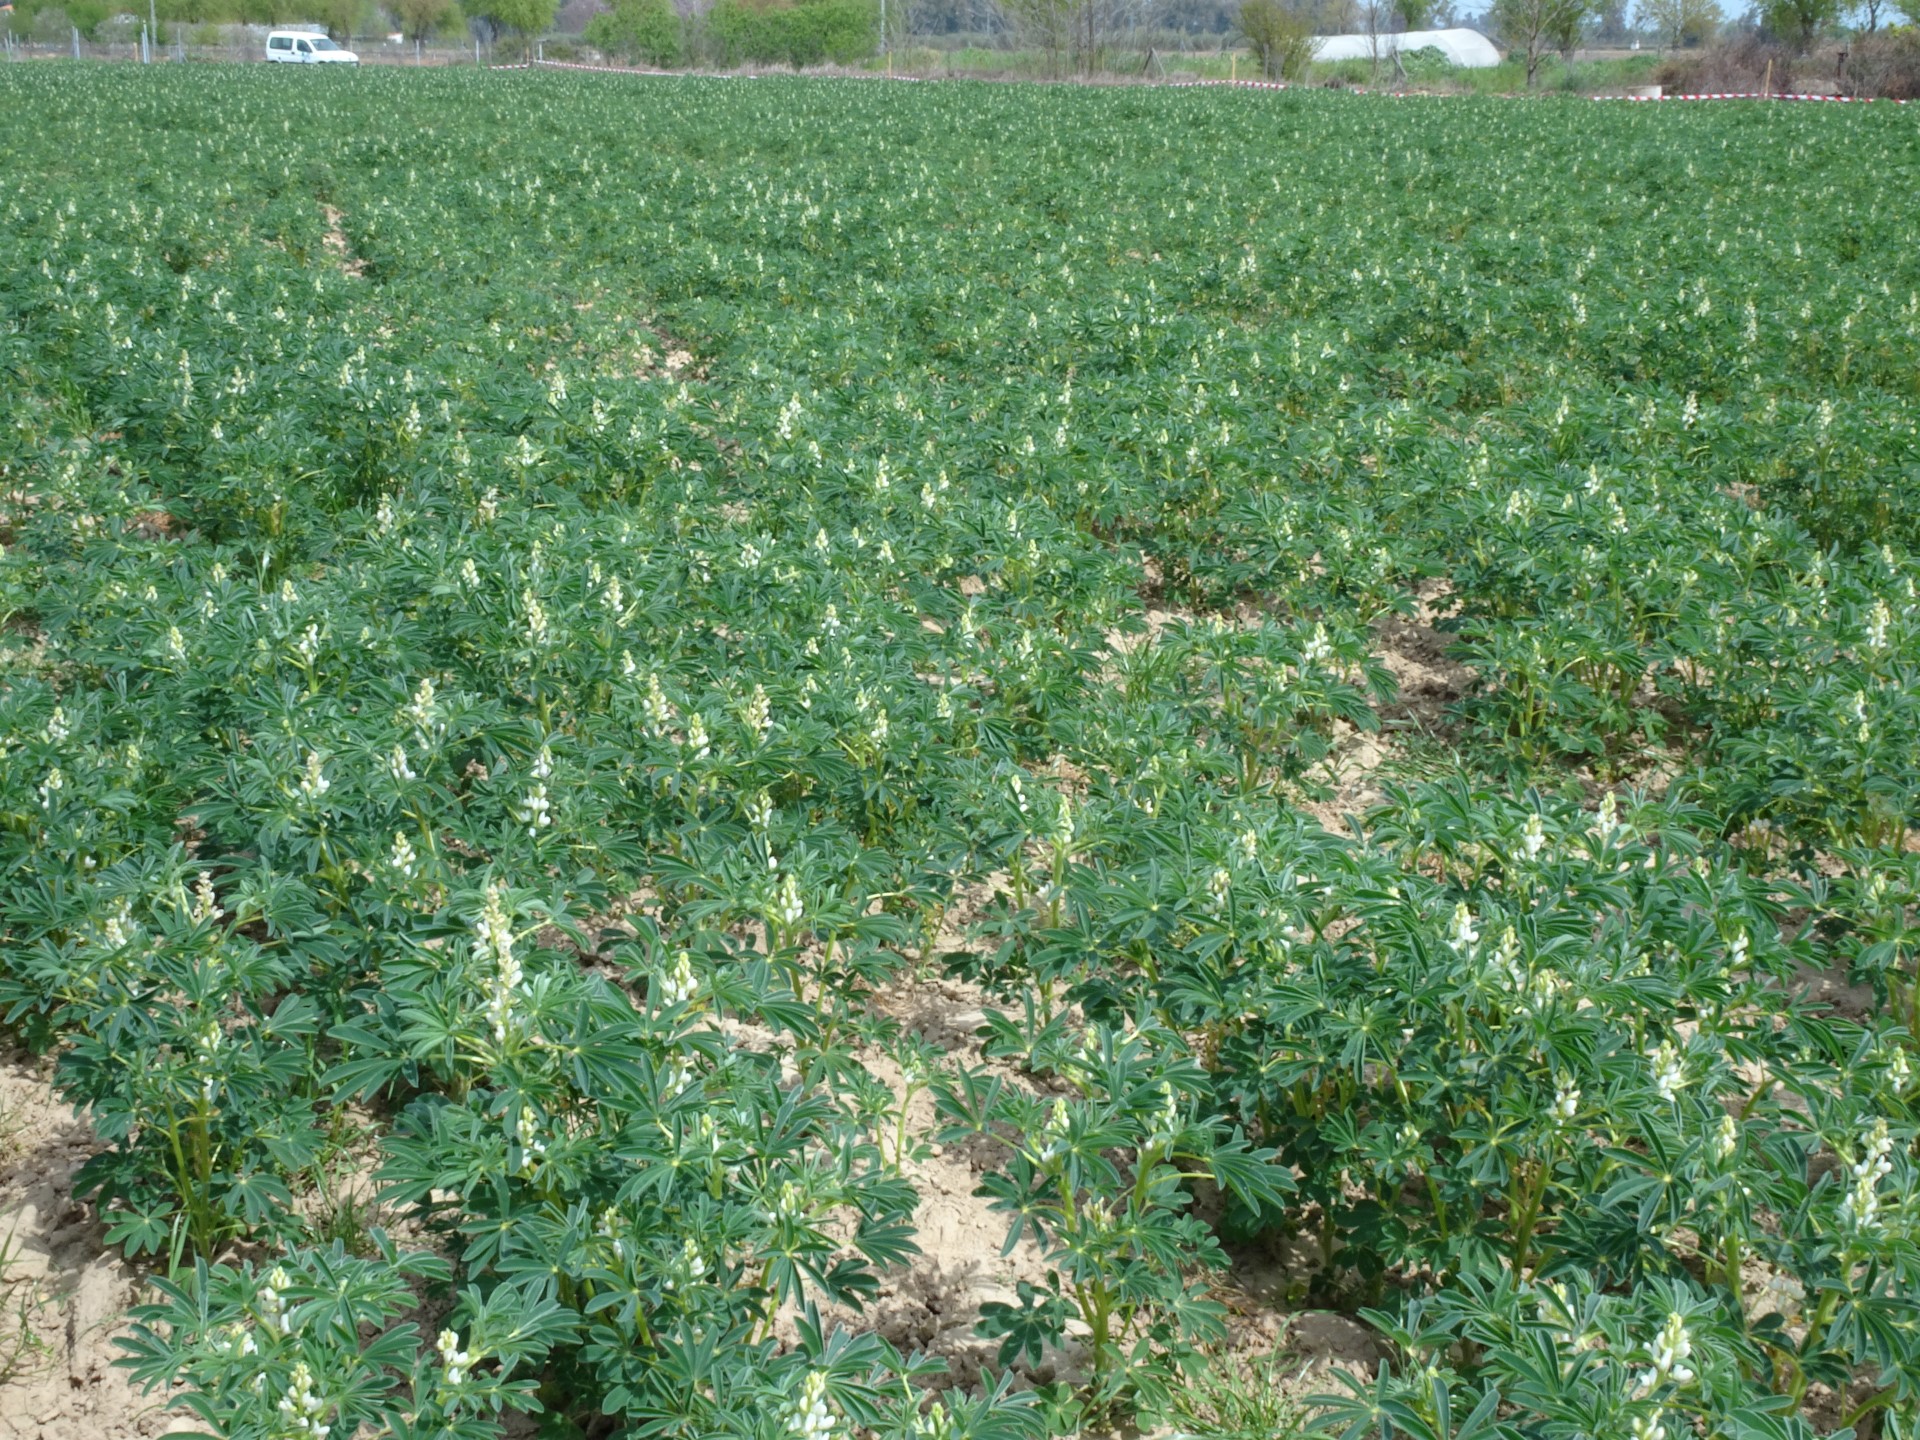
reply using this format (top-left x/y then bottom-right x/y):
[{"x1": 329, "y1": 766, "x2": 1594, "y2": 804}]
[
  {"x1": 72, "y1": 25, "x2": 81, "y2": 59},
  {"x1": 536, "y1": 38, "x2": 543, "y2": 62},
  {"x1": 475, "y1": 36, "x2": 481, "y2": 65}
]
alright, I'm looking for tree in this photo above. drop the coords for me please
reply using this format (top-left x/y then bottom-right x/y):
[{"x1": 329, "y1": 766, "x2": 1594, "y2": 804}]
[
  {"x1": 585, "y1": 0, "x2": 682, "y2": 59},
  {"x1": 1635, "y1": 0, "x2": 1715, "y2": 49},
  {"x1": 1489, "y1": 0, "x2": 1590, "y2": 83},
  {"x1": 708, "y1": 0, "x2": 876, "y2": 65},
  {"x1": 1547, "y1": 0, "x2": 1584, "y2": 58},
  {"x1": 469, "y1": 0, "x2": 556, "y2": 53},
  {"x1": 313, "y1": 0, "x2": 372, "y2": 40},
  {"x1": 1237, "y1": 0, "x2": 1315, "y2": 76},
  {"x1": 393, "y1": 0, "x2": 457, "y2": 40},
  {"x1": 993, "y1": 0, "x2": 1067, "y2": 71},
  {"x1": 1759, "y1": 0, "x2": 1837, "y2": 46}
]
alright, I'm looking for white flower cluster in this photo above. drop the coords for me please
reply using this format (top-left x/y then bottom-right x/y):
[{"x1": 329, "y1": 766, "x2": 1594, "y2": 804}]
[
  {"x1": 785, "y1": 1370, "x2": 841, "y2": 1440},
  {"x1": 1205, "y1": 866, "x2": 1231, "y2": 915},
  {"x1": 1649, "y1": 1041, "x2": 1686, "y2": 1104},
  {"x1": 1446, "y1": 903, "x2": 1480, "y2": 954},
  {"x1": 195, "y1": 1018, "x2": 224, "y2": 1103},
  {"x1": 684, "y1": 712, "x2": 711, "y2": 760},
  {"x1": 912, "y1": 1400, "x2": 959, "y2": 1440},
  {"x1": 1838, "y1": 1118, "x2": 1894, "y2": 1233},
  {"x1": 512, "y1": 1104, "x2": 548, "y2": 1177},
  {"x1": 517, "y1": 748, "x2": 553, "y2": 835},
  {"x1": 211, "y1": 1321, "x2": 258, "y2": 1358},
  {"x1": 1864, "y1": 598, "x2": 1891, "y2": 651},
  {"x1": 662, "y1": 1235, "x2": 708, "y2": 1291},
  {"x1": 658, "y1": 952, "x2": 698, "y2": 1008},
  {"x1": 1711, "y1": 1113, "x2": 1740, "y2": 1164},
  {"x1": 389, "y1": 832, "x2": 417, "y2": 878},
  {"x1": 474, "y1": 884, "x2": 523, "y2": 1044},
  {"x1": 1148, "y1": 1082, "x2": 1182, "y2": 1148},
  {"x1": 1051, "y1": 793, "x2": 1074, "y2": 852},
  {"x1": 773, "y1": 872, "x2": 804, "y2": 930},
  {"x1": 403, "y1": 676, "x2": 439, "y2": 735},
  {"x1": 190, "y1": 870, "x2": 223, "y2": 924},
  {"x1": 258, "y1": 1266, "x2": 294, "y2": 1335},
  {"x1": 278, "y1": 1361, "x2": 329, "y2": 1438},
  {"x1": 642, "y1": 673, "x2": 676, "y2": 734},
  {"x1": 746, "y1": 790, "x2": 773, "y2": 832},
  {"x1": 1300, "y1": 622, "x2": 1333, "y2": 668},
  {"x1": 436, "y1": 1327, "x2": 474, "y2": 1388},
  {"x1": 742, "y1": 684, "x2": 772, "y2": 740},
  {"x1": 766, "y1": 1180, "x2": 806, "y2": 1225},
  {"x1": 101, "y1": 900, "x2": 137, "y2": 951},
  {"x1": 1591, "y1": 790, "x2": 1622, "y2": 843},
  {"x1": 1550, "y1": 1078, "x2": 1579, "y2": 1124},
  {"x1": 1635, "y1": 1311, "x2": 1695, "y2": 1394},
  {"x1": 1521, "y1": 813, "x2": 1547, "y2": 860},
  {"x1": 297, "y1": 751, "x2": 329, "y2": 803},
  {"x1": 1036, "y1": 1097, "x2": 1071, "y2": 1163}
]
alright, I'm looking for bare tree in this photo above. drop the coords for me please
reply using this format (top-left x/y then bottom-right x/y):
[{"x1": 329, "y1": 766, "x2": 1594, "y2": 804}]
[
  {"x1": 1491, "y1": 0, "x2": 1591, "y2": 84},
  {"x1": 1635, "y1": 0, "x2": 1717, "y2": 50},
  {"x1": 998, "y1": 0, "x2": 1077, "y2": 71},
  {"x1": 993, "y1": 0, "x2": 1164, "y2": 74}
]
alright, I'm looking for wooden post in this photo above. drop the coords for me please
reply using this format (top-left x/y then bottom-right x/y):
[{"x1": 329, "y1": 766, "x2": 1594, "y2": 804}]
[{"x1": 1762, "y1": 57, "x2": 1771, "y2": 97}]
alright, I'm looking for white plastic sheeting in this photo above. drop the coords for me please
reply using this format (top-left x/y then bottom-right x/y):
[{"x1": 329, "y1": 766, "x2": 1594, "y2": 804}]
[{"x1": 1311, "y1": 28, "x2": 1504, "y2": 68}]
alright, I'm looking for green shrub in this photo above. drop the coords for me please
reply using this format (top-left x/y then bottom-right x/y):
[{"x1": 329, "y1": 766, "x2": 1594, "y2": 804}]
[
  {"x1": 1236, "y1": 0, "x2": 1314, "y2": 79},
  {"x1": 709, "y1": 0, "x2": 876, "y2": 67},
  {"x1": 585, "y1": 0, "x2": 682, "y2": 65},
  {"x1": 1397, "y1": 43, "x2": 1453, "y2": 78}
]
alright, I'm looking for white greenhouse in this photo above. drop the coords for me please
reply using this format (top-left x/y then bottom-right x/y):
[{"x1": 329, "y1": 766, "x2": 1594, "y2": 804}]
[{"x1": 1311, "y1": 27, "x2": 1504, "y2": 68}]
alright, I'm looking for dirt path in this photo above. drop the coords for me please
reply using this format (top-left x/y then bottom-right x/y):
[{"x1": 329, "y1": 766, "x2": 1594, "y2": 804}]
[{"x1": 0, "y1": 1057, "x2": 186, "y2": 1440}]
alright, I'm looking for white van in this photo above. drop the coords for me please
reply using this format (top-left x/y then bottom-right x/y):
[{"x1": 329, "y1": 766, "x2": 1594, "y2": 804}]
[{"x1": 266, "y1": 31, "x2": 360, "y2": 63}]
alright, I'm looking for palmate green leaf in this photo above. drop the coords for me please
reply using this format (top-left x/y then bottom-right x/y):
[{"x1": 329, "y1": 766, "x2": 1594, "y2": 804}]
[
  {"x1": 1206, "y1": 1135, "x2": 1296, "y2": 1213},
  {"x1": 219, "y1": 1168, "x2": 294, "y2": 1228},
  {"x1": 102, "y1": 1200, "x2": 177, "y2": 1259},
  {"x1": 976, "y1": 1277, "x2": 1073, "y2": 1370}
]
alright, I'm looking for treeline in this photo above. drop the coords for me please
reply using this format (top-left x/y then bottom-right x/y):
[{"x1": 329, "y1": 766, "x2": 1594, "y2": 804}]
[
  {"x1": 8, "y1": 0, "x2": 472, "y2": 42},
  {"x1": 586, "y1": 0, "x2": 879, "y2": 68}
]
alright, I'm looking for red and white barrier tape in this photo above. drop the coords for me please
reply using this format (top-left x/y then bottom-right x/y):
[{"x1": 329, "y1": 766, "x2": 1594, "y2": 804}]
[
  {"x1": 1602, "y1": 90, "x2": 1904, "y2": 101},
  {"x1": 499, "y1": 60, "x2": 1909, "y2": 102}
]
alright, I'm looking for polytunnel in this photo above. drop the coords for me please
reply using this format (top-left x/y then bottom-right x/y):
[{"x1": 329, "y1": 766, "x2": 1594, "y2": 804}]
[{"x1": 1310, "y1": 28, "x2": 1504, "y2": 68}]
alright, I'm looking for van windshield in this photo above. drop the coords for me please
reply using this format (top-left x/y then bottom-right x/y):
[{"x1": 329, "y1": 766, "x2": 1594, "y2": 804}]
[{"x1": 308, "y1": 36, "x2": 339, "y2": 49}]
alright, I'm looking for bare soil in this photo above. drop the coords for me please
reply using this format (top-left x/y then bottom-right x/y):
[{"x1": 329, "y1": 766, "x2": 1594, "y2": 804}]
[{"x1": 0, "y1": 1055, "x2": 188, "y2": 1440}]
